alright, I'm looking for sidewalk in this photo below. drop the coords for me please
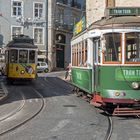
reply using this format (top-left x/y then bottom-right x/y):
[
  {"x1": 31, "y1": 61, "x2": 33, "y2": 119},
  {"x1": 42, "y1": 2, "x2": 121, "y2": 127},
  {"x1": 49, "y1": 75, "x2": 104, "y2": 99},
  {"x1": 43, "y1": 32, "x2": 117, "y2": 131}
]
[{"x1": 37, "y1": 70, "x2": 71, "y2": 82}]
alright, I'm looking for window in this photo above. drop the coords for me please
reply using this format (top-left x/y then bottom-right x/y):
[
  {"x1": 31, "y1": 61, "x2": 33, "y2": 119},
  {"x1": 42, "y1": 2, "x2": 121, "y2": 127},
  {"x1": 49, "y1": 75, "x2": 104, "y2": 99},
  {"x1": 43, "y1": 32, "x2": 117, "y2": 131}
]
[
  {"x1": 71, "y1": 0, "x2": 81, "y2": 9},
  {"x1": 10, "y1": 49, "x2": 18, "y2": 63},
  {"x1": 103, "y1": 33, "x2": 121, "y2": 63},
  {"x1": 34, "y1": 28, "x2": 44, "y2": 44},
  {"x1": 29, "y1": 50, "x2": 35, "y2": 63},
  {"x1": 125, "y1": 32, "x2": 140, "y2": 63},
  {"x1": 19, "y1": 50, "x2": 28, "y2": 63},
  {"x1": 56, "y1": 0, "x2": 68, "y2": 5},
  {"x1": 5, "y1": 51, "x2": 9, "y2": 63},
  {"x1": 106, "y1": 0, "x2": 115, "y2": 8},
  {"x1": 12, "y1": 1, "x2": 23, "y2": 16},
  {"x1": 72, "y1": 13, "x2": 79, "y2": 25},
  {"x1": 72, "y1": 40, "x2": 87, "y2": 67},
  {"x1": 12, "y1": 26, "x2": 23, "y2": 38},
  {"x1": 34, "y1": 3, "x2": 44, "y2": 18},
  {"x1": 58, "y1": 8, "x2": 64, "y2": 24},
  {"x1": 56, "y1": 34, "x2": 66, "y2": 43}
]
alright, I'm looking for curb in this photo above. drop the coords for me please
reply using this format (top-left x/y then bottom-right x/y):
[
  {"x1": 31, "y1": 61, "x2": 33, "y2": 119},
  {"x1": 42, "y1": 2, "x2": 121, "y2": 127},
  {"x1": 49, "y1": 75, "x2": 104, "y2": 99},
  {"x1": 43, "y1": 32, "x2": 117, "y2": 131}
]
[
  {"x1": 0, "y1": 83, "x2": 9, "y2": 103},
  {"x1": 0, "y1": 93, "x2": 8, "y2": 102}
]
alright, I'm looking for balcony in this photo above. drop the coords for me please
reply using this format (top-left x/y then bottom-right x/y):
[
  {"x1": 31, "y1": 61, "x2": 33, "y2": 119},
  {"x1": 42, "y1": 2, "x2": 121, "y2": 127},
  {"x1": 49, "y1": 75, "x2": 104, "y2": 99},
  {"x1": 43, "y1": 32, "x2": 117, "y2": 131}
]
[
  {"x1": 55, "y1": 22, "x2": 73, "y2": 32},
  {"x1": 56, "y1": 0, "x2": 68, "y2": 5},
  {"x1": 56, "y1": 0, "x2": 82, "y2": 10}
]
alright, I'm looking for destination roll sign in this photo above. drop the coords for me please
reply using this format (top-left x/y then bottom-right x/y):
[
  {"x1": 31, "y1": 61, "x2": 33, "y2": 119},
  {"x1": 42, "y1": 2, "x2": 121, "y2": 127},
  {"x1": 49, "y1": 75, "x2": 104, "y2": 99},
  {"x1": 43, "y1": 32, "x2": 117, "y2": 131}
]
[{"x1": 108, "y1": 7, "x2": 140, "y2": 16}]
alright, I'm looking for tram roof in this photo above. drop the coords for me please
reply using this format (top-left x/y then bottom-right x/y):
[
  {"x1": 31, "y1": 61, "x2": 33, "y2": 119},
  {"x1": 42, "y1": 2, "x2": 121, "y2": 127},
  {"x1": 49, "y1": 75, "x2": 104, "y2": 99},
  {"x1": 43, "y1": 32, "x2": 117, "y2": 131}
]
[
  {"x1": 7, "y1": 43, "x2": 38, "y2": 49},
  {"x1": 6, "y1": 35, "x2": 38, "y2": 49},
  {"x1": 88, "y1": 16, "x2": 140, "y2": 30}
]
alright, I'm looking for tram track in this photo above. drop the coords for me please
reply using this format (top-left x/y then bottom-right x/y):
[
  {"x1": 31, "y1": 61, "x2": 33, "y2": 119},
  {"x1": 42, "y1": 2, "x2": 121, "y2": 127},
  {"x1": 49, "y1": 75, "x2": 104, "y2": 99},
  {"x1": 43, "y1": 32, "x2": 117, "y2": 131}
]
[
  {"x1": 0, "y1": 85, "x2": 45, "y2": 136},
  {"x1": 73, "y1": 88, "x2": 114, "y2": 140},
  {"x1": 136, "y1": 115, "x2": 140, "y2": 118},
  {"x1": 0, "y1": 92, "x2": 25, "y2": 122},
  {"x1": 104, "y1": 112, "x2": 113, "y2": 140}
]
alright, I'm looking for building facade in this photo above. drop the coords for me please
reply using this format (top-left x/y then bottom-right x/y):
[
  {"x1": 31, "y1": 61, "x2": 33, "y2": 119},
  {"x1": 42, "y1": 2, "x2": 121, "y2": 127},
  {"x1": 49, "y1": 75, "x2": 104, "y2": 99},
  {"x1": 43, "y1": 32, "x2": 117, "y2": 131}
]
[
  {"x1": 48, "y1": 0, "x2": 84, "y2": 71},
  {"x1": 0, "y1": 0, "x2": 47, "y2": 62},
  {"x1": 0, "y1": 0, "x2": 84, "y2": 71},
  {"x1": 86, "y1": 0, "x2": 140, "y2": 27}
]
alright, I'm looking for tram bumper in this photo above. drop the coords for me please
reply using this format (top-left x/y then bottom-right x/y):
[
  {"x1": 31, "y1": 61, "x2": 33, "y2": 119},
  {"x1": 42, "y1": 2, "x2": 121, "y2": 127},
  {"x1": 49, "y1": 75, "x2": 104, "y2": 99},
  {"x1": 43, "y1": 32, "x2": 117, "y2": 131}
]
[{"x1": 101, "y1": 89, "x2": 140, "y2": 104}]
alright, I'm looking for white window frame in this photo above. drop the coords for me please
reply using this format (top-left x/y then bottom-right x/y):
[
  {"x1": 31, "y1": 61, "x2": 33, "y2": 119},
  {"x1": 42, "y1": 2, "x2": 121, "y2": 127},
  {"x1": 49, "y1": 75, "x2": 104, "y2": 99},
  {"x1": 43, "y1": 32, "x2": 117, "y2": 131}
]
[
  {"x1": 58, "y1": 8, "x2": 64, "y2": 24},
  {"x1": 11, "y1": 0, "x2": 24, "y2": 17},
  {"x1": 11, "y1": 25, "x2": 23, "y2": 39},
  {"x1": 33, "y1": 27, "x2": 44, "y2": 45},
  {"x1": 33, "y1": 2, "x2": 45, "y2": 19}
]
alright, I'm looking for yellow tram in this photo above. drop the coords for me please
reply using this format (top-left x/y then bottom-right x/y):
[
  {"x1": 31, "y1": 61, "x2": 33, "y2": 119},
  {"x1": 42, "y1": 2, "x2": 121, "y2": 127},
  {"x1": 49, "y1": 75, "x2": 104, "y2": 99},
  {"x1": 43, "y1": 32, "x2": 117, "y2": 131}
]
[{"x1": 5, "y1": 35, "x2": 38, "y2": 83}]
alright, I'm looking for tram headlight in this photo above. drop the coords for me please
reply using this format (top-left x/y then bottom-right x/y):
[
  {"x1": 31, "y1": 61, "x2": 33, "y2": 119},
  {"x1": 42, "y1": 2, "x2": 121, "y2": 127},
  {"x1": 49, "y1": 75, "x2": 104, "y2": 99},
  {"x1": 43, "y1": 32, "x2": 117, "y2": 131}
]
[
  {"x1": 20, "y1": 70, "x2": 25, "y2": 74},
  {"x1": 131, "y1": 82, "x2": 139, "y2": 89},
  {"x1": 115, "y1": 92, "x2": 120, "y2": 96}
]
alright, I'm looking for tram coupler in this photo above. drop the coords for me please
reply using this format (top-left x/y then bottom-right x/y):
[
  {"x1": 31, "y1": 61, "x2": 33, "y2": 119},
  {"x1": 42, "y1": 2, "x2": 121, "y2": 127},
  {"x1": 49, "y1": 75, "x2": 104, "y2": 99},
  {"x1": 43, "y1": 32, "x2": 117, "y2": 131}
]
[{"x1": 90, "y1": 93, "x2": 105, "y2": 107}]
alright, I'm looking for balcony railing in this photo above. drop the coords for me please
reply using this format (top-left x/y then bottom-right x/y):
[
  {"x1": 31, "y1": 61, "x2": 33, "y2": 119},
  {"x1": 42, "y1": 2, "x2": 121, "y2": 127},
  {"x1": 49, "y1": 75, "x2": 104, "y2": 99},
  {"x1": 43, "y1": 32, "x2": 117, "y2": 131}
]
[
  {"x1": 56, "y1": 0, "x2": 68, "y2": 5},
  {"x1": 55, "y1": 22, "x2": 73, "y2": 32},
  {"x1": 56, "y1": 0, "x2": 82, "y2": 9}
]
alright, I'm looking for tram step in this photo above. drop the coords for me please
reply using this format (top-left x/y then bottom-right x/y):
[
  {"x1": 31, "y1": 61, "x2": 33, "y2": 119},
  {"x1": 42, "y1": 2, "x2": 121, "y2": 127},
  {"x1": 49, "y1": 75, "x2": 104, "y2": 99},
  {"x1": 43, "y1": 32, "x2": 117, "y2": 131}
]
[{"x1": 113, "y1": 107, "x2": 140, "y2": 116}]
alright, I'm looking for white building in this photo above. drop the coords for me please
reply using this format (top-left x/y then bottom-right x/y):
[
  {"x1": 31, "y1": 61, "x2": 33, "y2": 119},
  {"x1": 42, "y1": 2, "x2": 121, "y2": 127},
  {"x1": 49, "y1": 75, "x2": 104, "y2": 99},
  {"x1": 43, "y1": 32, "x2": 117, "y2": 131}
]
[{"x1": 0, "y1": 0, "x2": 47, "y2": 62}]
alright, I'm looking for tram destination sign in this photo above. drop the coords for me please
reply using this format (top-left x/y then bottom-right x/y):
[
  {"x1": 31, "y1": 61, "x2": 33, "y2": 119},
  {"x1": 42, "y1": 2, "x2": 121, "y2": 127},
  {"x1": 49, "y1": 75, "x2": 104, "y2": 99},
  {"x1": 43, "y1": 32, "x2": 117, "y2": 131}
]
[
  {"x1": 108, "y1": 7, "x2": 140, "y2": 16},
  {"x1": 115, "y1": 68, "x2": 140, "y2": 81}
]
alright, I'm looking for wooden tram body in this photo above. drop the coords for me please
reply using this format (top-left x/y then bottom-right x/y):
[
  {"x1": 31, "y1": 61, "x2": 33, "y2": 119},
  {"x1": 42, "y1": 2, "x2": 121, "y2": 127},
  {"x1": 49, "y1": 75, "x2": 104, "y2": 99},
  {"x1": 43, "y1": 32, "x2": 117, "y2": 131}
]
[
  {"x1": 71, "y1": 16, "x2": 140, "y2": 115},
  {"x1": 5, "y1": 35, "x2": 38, "y2": 83}
]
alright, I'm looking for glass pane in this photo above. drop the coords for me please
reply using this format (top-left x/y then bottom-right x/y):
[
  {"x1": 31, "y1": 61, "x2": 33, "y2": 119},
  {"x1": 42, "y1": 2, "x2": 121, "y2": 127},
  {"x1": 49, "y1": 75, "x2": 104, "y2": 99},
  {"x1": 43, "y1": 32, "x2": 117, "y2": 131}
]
[
  {"x1": 29, "y1": 50, "x2": 35, "y2": 63},
  {"x1": 125, "y1": 32, "x2": 140, "y2": 62},
  {"x1": 10, "y1": 50, "x2": 18, "y2": 63},
  {"x1": 41, "y1": 62, "x2": 46, "y2": 66},
  {"x1": 19, "y1": 50, "x2": 28, "y2": 63},
  {"x1": 103, "y1": 33, "x2": 121, "y2": 62},
  {"x1": 34, "y1": 28, "x2": 43, "y2": 44}
]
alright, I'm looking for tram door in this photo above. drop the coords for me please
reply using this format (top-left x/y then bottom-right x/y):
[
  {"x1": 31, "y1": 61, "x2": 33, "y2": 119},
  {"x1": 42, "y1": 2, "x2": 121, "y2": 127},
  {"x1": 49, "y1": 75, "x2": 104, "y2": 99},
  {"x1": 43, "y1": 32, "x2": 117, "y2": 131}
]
[{"x1": 93, "y1": 38, "x2": 100, "y2": 92}]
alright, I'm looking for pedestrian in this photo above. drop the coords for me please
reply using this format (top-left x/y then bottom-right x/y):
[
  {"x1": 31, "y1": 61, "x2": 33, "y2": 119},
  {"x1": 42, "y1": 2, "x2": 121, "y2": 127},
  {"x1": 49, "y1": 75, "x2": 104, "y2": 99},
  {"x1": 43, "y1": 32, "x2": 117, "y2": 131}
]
[{"x1": 65, "y1": 63, "x2": 71, "y2": 80}]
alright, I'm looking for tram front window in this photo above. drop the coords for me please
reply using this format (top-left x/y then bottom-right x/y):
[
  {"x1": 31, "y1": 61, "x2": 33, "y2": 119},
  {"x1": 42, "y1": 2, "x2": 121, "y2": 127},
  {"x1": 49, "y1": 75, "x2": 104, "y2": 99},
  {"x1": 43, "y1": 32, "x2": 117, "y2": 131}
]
[
  {"x1": 125, "y1": 32, "x2": 140, "y2": 62},
  {"x1": 10, "y1": 50, "x2": 18, "y2": 63},
  {"x1": 29, "y1": 50, "x2": 35, "y2": 63},
  {"x1": 19, "y1": 50, "x2": 28, "y2": 63},
  {"x1": 103, "y1": 33, "x2": 121, "y2": 63}
]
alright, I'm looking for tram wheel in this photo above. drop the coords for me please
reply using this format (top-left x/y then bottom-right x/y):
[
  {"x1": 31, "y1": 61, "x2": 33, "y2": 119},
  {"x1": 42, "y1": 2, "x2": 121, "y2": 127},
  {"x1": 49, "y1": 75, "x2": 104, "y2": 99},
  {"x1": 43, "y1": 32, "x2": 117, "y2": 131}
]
[
  {"x1": 44, "y1": 68, "x2": 49, "y2": 73},
  {"x1": 7, "y1": 79, "x2": 13, "y2": 85}
]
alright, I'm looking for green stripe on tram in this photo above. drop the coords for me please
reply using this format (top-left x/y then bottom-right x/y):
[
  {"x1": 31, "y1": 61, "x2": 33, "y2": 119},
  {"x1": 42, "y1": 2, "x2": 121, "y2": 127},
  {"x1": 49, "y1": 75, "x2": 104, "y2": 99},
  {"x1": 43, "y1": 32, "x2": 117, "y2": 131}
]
[{"x1": 71, "y1": 68, "x2": 93, "y2": 94}]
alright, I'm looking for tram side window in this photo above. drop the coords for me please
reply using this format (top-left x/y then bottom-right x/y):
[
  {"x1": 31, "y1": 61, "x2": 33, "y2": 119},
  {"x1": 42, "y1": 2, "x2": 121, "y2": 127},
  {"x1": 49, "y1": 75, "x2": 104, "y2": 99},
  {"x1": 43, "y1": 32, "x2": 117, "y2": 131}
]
[
  {"x1": 5, "y1": 51, "x2": 9, "y2": 63},
  {"x1": 103, "y1": 33, "x2": 121, "y2": 63},
  {"x1": 10, "y1": 50, "x2": 18, "y2": 63},
  {"x1": 19, "y1": 50, "x2": 28, "y2": 63},
  {"x1": 72, "y1": 40, "x2": 87, "y2": 67},
  {"x1": 29, "y1": 50, "x2": 35, "y2": 63},
  {"x1": 125, "y1": 32, "x2": 140, "y2": 62}
]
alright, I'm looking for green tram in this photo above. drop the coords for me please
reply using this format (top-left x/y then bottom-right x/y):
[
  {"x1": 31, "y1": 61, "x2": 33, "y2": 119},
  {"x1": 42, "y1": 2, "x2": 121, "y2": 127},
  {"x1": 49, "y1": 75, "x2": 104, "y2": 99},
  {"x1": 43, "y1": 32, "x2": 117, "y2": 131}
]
[{"x1": 71, "y1": 16, "x2": 140, "y2": 115}]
